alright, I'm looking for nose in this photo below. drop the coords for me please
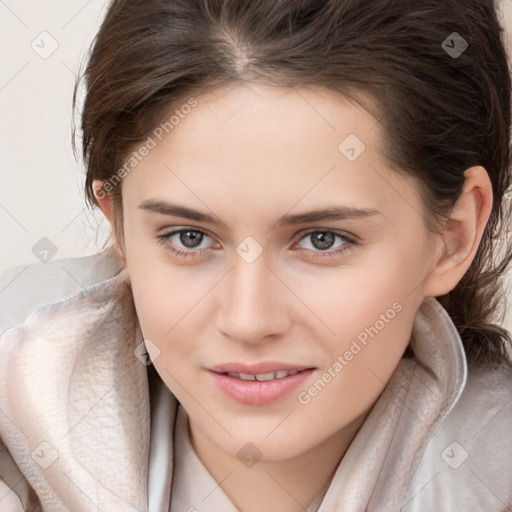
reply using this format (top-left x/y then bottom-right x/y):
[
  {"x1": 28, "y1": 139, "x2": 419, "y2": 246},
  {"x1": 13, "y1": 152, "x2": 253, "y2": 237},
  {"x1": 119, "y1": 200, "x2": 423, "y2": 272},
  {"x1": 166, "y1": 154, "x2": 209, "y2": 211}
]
[{"x1": 216, "y1": 251, "x2": 290, "y2": 345}]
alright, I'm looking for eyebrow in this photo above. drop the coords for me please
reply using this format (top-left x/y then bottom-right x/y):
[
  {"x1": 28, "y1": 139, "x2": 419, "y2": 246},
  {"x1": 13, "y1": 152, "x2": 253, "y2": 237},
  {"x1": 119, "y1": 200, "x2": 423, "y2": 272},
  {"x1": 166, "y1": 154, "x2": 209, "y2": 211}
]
[{"x1": 138, "y1": 199, "x2": 381, "y2": 228}]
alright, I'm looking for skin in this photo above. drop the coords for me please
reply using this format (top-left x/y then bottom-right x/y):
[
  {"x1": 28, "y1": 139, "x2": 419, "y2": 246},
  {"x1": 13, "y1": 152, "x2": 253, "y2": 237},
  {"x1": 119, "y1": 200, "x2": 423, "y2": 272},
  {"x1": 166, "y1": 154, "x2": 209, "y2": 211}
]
[{"x1": 93, "y1": 83, "x2": 492, "y2": 511}]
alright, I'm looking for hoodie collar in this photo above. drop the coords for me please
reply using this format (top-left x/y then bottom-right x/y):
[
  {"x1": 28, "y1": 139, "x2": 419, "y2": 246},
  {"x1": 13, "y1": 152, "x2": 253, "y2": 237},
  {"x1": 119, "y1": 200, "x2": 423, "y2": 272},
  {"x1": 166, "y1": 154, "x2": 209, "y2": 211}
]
[
  {"x1": 316, "y1": 297, "x2": 467, "y2": 510},
  {"x1": 0, "y1": 268, "x2": 150, "y2": 511}
]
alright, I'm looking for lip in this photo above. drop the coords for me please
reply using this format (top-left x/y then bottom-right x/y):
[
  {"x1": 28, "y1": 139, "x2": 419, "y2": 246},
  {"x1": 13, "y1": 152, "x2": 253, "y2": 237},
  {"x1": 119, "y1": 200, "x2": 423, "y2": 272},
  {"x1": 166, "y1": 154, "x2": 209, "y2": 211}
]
[
  {"x1": 209, "y1": 361, "x2": 314, "y2": 374},
  {"x1": 207, "y1": 366, "x2": 316, "y2": 405}
]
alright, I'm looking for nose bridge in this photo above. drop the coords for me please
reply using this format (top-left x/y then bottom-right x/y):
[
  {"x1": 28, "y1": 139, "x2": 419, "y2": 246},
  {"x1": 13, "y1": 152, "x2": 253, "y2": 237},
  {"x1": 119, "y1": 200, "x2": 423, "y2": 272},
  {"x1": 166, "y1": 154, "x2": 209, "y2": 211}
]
[{"x1": 218, "y1": 250, "x2": 285, "y2": 343}]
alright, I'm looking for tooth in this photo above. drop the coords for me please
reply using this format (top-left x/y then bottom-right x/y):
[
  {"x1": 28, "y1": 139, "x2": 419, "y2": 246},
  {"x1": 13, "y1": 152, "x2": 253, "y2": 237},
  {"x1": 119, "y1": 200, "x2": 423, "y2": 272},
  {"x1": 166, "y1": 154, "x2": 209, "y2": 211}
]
[
  {"x1": 225, "y1": 370, "x2": 302, "y2": 381},
  {"x1": 239, "y1": 372, "x2": 257, "y2": 381},
  {"x1": 255, "y1": 372, "x2": 276, "y2": 381}
]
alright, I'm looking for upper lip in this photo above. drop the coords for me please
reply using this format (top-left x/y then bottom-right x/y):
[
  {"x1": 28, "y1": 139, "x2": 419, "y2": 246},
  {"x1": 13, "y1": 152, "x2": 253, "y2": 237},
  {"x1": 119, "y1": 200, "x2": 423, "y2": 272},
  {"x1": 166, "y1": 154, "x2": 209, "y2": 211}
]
[{"x1": 209, "y1": 362, "x2": 315, "y2": 374}]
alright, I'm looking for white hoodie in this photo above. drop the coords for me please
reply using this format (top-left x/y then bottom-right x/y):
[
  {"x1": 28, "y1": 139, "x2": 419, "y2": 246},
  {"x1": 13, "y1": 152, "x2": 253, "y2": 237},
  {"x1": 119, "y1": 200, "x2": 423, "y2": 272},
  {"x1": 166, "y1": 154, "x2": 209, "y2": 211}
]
[{"x1": 0, "y1": 249, "x2": 511, "y2": 511}]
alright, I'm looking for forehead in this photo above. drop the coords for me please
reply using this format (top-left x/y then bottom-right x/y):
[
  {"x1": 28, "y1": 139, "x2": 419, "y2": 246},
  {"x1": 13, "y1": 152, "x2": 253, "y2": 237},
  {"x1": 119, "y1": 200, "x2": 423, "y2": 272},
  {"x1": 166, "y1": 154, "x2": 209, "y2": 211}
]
[{"x1": 121, "y1": 83, "x2": 423, "y2": 225}]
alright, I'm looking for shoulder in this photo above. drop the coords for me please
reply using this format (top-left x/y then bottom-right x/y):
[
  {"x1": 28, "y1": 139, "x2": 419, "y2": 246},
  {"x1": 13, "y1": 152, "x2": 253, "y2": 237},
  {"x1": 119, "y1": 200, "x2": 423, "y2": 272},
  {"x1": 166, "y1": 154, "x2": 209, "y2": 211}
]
[
  {"x1": 440, "y1": 362, "x2": 512, "y2": 448},
  {"x1": 405, "y1": 362, "x2": 512, "y2": 512},
  {"x1": 0, "y1": 266, "x2": 136, "y2": 432},
  {"x1": 0, "y1": 265, "x2": 133, "y2": 360},
  {"x1": 0, "y1": 245, "x2": 123, "y2": 336}
]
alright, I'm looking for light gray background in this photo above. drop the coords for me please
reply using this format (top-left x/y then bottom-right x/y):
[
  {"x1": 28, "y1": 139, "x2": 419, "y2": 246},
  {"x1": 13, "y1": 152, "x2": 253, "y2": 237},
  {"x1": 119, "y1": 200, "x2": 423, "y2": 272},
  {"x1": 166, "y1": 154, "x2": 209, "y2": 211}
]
[{"x1": 1, "y1": 0, "x2": 110, "y2": 271}]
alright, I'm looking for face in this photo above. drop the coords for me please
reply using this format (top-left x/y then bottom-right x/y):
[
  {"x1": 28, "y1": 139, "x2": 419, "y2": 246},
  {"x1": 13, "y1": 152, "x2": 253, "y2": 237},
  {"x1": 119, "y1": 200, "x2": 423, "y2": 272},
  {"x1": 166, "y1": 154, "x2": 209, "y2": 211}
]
[{"x1": 120, "y1": 83, "x2": 439, "y2": 461}]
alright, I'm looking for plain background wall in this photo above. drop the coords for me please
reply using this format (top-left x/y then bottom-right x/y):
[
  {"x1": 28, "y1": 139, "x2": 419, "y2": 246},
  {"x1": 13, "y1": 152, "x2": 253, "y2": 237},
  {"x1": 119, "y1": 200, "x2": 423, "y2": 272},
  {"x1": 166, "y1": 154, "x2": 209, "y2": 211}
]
[
  {"x1": 1, "y1": 0, "x2": 511, "y2": 330},
  {"x1": 1, "y1": 0, "x2": 110, "y2": 271}
]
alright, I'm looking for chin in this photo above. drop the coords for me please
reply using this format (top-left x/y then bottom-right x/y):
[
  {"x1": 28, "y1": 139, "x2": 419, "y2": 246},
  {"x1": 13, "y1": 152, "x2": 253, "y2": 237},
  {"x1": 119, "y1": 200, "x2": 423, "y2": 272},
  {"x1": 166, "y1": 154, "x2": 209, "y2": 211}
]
[{"x1": 219, "y1": 429, "x2": 312, "y2": 463}]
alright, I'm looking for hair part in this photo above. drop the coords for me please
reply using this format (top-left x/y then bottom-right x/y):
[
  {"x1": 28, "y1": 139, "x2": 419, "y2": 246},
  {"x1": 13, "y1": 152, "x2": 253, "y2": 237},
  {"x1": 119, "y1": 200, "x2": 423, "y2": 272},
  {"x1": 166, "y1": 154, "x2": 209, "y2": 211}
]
[{"x1": 74, "y1": 0, "x2": 512, "y2": 368}]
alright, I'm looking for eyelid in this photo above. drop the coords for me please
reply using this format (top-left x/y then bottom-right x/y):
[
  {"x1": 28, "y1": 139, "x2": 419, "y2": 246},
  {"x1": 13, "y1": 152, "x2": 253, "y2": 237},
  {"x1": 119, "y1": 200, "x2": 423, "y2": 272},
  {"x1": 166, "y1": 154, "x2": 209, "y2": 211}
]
[
  {"x1": 295, "y1": 227, "x2": 358, "y2": 243},
  {"x1": 157, "y1": 227, "x2": 217, "y2": 248},
  {"x1": 291, "y1": 229, "x2": 357, "y2": 257},
  {"x1": 157, "y1": 226, "x2": 357, "y2": 260},
  {"x1": 158, "y1": 226, "x2": 357, "y2": 242}
]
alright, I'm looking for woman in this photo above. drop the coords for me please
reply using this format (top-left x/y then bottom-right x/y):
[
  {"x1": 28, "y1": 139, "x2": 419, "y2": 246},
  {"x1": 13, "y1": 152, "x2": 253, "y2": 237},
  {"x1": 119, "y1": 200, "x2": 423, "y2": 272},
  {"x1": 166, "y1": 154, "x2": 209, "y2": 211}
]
[{"x1": 1, "y1": 0, "x2": 511, "y2": 510}]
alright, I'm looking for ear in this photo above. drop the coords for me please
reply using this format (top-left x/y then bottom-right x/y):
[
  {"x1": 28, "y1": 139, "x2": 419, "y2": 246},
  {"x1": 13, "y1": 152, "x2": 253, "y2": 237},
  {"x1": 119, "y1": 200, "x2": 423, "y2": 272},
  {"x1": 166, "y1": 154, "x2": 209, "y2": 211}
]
[
  {"x1": 423, "y1": 166, "x2": 493, "y2": 297},
  {"x1": 92, "y1": 179, "x2": 114, "y2": 224},
  {"x1": 92, "y1": 179, "x2": 126, "y2": 265}
]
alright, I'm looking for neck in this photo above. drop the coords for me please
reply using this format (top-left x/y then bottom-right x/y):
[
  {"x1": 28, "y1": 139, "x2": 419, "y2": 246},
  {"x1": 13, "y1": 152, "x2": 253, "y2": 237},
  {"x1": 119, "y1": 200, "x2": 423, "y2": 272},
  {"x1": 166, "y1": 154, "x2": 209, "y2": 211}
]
[{"x1": 187, "y1": 410, "x2": 370, "y2": 512}]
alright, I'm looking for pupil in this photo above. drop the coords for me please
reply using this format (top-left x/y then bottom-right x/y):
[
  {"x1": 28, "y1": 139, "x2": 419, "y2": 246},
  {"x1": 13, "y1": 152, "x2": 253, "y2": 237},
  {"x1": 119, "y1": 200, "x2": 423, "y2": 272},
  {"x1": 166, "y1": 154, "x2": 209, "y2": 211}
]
[
  {"x1": 180, "y1": 230, "x2": 203, "y2": 248},
  {"x1": 312, "y1": 232, "x2": 334, "y2": 250}
]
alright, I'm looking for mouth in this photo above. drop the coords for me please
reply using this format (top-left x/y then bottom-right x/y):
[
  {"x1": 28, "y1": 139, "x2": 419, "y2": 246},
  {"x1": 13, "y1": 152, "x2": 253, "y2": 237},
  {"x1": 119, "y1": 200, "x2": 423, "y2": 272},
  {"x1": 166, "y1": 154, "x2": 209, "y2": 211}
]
[
  {"x1": 219, "y1": 370, "x2": 304, "y2": 381},
  {"x1": 207, "y1": 363, "x2": 316, "y2": 405},
  {"x1": 209, "y1": 361, "x2": 314, "y2": 375}
]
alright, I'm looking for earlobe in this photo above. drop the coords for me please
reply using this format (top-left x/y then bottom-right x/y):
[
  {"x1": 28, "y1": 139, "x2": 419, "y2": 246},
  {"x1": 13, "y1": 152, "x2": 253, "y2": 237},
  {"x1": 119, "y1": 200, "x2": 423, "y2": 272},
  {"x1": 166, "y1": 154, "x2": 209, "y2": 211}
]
[
  {"x1": 423, "y1": 166, "x2": 493, "y2": 298},
  {"x1": 92, "y1": 179, "x2": 114, "y2": 224}
]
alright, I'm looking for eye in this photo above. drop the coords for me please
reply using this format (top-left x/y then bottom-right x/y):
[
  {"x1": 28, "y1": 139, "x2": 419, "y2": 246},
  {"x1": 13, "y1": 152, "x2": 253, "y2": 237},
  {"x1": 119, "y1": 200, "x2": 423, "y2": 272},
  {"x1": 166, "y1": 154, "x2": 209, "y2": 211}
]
[
  {"x1": 293, "y1": 229, "x2": 356, "y2": 259},
  {"x1": 156, "y1": 227, "x2": 356, "y2": 260},
  {"x1": 156, "y1": 228, "x2": 215, "y2": 258}
]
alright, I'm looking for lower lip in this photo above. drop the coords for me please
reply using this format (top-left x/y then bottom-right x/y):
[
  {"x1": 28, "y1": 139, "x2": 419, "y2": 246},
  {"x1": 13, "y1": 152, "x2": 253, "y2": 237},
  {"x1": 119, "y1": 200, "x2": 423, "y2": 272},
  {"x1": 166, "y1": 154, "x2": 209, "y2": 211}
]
[{"x1": 207, "y1": 369, "x2": 315, "y2": 405}]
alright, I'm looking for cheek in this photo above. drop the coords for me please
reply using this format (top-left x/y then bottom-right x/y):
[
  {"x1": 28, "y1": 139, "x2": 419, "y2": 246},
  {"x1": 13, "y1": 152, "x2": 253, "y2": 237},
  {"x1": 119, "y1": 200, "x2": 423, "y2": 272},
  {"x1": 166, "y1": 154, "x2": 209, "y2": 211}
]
[
  {"x1": 296, "y1": 298, "x2": 415, "y2": 434},
  {"x1": 122, "y1": 222, "x2": 200, "y2": 337},
  {"x1": 287, "y1": 252, "x2": 416, "y2": 342},
  {"x1": 128, "y1": 268, "x2": 207, "y2": 406},
  {"x1": 292, "y1": 255, "x2": 419, "y2": 398},
  {"x1": 125, "y1": 252, "x2": 218, "y2": 387},
  {"x1": 129, "y1": 270, "x2": 203, "y2": 348}
]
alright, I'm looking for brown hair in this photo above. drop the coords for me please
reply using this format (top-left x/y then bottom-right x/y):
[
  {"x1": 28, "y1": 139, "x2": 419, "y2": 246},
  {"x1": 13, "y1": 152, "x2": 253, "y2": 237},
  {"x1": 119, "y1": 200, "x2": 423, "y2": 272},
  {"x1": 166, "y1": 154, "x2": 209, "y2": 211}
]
[{"x1": 74, "y1": 0, "x2": 512, "y2": 368}]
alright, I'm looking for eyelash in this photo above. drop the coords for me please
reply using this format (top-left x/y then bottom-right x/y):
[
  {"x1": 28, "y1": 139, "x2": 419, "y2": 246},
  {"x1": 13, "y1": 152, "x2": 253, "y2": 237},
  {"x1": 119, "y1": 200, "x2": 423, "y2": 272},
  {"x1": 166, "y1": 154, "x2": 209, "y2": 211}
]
[{"x1": 156, "y1": 228, "x2": 356, "y2": 260}]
